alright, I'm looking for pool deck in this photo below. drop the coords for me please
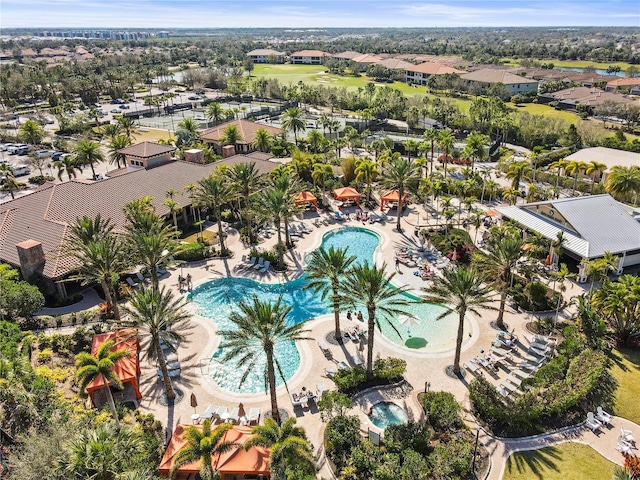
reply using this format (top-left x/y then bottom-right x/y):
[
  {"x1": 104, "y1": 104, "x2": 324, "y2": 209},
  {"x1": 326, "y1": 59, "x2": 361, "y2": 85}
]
[{"x1": 134, "y1": 203, "x2": 611, "y2": 479}]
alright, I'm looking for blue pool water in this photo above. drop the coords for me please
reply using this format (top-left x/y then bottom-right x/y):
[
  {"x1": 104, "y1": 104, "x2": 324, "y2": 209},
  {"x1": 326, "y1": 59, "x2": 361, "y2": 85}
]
[
  {"x1": 369, "y1": 402, "x2": 408, "y2": 429},
  {"x1": 189, "y1": 226, "x2": 463, "y2": 394}
]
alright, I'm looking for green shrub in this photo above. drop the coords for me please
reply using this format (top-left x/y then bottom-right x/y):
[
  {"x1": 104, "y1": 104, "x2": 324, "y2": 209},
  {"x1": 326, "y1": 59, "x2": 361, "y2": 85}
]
[
  {"x1": 332, "y1": 365, "x2": 367, "y2": 392},
  {"x1": 429, "y1": 438, "x2": 473, "y2": 479},
  {"x1": 384, "y1": 421, "x2": 431, "y2": 456},
  {"x1": 37, "y1": 348, "x2": 53, "y2": 364},
  {"x1": 28, "y1": 175, "x2": 55, "y2": 186},
  {"x1": 373, "y1": 357, "x2": 406, "y2": 381},
  {"x1": 174, "y1": 242, "x2": 206, "y2": 262},
  {"x1": 318, "y1": 391, "x2": 352, "y2": 422},
  {"x1": 249, "y1": 247, "x2": 279, "y2": 266},
  {"x1": 421, "y1": 391, "x2": 464, "y2": 432},
  {"x1": 325, "y1": 415, "x2": 361, "y2": 470}
]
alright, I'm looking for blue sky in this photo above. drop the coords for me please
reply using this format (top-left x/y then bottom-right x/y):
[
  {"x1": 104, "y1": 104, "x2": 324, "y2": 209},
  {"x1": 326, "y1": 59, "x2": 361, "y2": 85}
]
[{"x1": 2, "y1": 0, "x2": 639, "y2": 29}]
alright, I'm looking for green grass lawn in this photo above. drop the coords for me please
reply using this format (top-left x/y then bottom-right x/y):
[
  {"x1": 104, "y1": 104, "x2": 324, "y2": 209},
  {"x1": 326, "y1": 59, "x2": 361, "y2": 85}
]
[
  {"x1": 503, "y1": 443, "x2": 615, "y2": 480},
  {"x1": 500, "y1": 58, "x2": 634, "y2": 71},
  {"x1": 610, "y1": 348, "x2": 640, "y2": 425},
  {"x1": 507, "y1": 103, "x2": 583, "y2": 123}
]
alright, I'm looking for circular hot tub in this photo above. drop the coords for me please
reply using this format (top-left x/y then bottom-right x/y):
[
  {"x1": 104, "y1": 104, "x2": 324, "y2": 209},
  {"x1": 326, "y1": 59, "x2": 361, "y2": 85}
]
[{"x1": 368, "y1": 402, "x2": 408, "y2": 429}]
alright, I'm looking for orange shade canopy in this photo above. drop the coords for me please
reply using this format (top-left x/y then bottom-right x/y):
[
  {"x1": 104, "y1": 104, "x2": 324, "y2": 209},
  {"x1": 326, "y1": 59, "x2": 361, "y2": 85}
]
[
  {"x1": 380, "y1": 190, "x2": 407, "y2": 211},
  {"x1": 333, "y1": 187, "x2": 361, "y2": 201}
]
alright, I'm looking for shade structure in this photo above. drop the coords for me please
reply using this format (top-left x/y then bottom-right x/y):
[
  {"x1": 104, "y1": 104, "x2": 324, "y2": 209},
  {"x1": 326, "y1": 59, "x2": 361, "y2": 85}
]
[
  {"x1": 333, "y1": 187, "x2": 361, "y2": 202},
  {"x1": 294, "y1": 191, "x2": 317, "y2": 211},
  {"x1": 380, "y1": 190, "x2": 407, "y2": 211},
  {"x1": 85, "y1": 329, "x2": 142, "y2": 403},
  {"x1": 158, "y1": 425, "x2": 270, "y2": 478}
]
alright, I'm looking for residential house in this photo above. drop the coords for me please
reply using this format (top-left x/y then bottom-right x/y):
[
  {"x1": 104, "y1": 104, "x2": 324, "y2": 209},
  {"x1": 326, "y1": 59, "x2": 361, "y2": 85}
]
[
  {"x1": 333, "y1": 51, "x2": 362, "y2": 62},
  {"x1": 246, "y1": 48, "x2": 285, "y2": 64},
  {"x1": 375, "y1": 57, "x2": 415, "y2": 72},
  {"x1": 564, "y1": 147, "x2": 640, "y2": 183},
  {"x1": 460, "y1": 68, "x2": 539, "y2": 94},
  {"x1": 404, "y1": 62, "x2": 464, "y2": 85},
  {"x1": 199, "y1": 119, "x2": 282, "y2": 156},
  {"x1": 290, "y1": 50, "x2": 330, "y2": 65},
  {"x1": 539, "y1": 86, "x2": 633, "y2": 110},
  {"x1": 606, "y1": 77, "x2": 640, "y2": 94}
]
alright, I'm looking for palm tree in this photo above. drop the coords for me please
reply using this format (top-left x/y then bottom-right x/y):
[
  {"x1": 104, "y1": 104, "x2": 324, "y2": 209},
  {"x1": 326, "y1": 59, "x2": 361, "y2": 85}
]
[
  {"x1": 164, "y1": 198, "x2": 180, "y2": 229},
  {"x1": 281, "y1": 107, "x2": 305, "y2": 144},
  {"x1": 244, "y1": 418, "x2": 315, "y2": 479},
  {"x1": 228, "y1": 162, "x2": 263, "y2": 243},
  {"x1": 218, "y1": 296, "x2": 311, "y2": 423},
  {"x1": 423, "y1": 266, "x2": 495, "y2": 374},
  {"x1": 252, "y1": 128, "x2": 273, "y2": 153},
  {"x1": 64, "y1": 215, "x2": 127, "y2": 320},
  {"x1": 75, "y1": 339, "x2": 130, "y2": 425},
  {"x1": 107, "y1": 134, "x2": 131, "y2": 169},
  {"x1": 344, "y1": 263, "x2": 415, "y2": 377},
  {"x1": 0, "y1": 164, "x2": 21, "y2": 199},
  {"x1": 18, "y1": 119, "x2": 45, "y2": 146},
  {"x1": 437, "y1": 129, "x2": 455, "y2": 178},
  {"x1": 304, "y1": 246, "x2": 357, "y2": 341},
  {"x1": 306, "y1": 129, "x2": 324, "y2": 153},
  {"x1": 311, "y1": 163, "x2": 333, "y2": 199},
  {"x1": 116, "y1": 116, "x2": 138, "y2": 140},
  {"x1": 474, "y1": 230, "x2": 524, "y2": 329},
  {"x1": 73, "y1": 140, "x2": 105, "y2": 180},
  {"x1": 506, "y1": 161, "x2": 530, "y2": 190},
  {"x1": 549, "y1": 159, "x2": 568, "y2": 198},
  {"x1": 368, "y1": 139, "x2": 386, "y2": 161},
  {"x1": 424, "y1": 128, "x2": 439, "y2": 176},
  {"x1": 255, "y1": 188, "x2": 289, "y2": 268},
  {"x1": 220, "y1": 124, "x2": 243, "y2": 151},
  {"x1": 123, "y1": 286, "x2": 188, "y2": 402},
  {"x1": 463, "y1": 132, "x2": 486, "y2": 172},
  {"x1": 381, "y1": 157, "x2": 421, "y2": 232},
  {"x1": 53, "y1": 155, "x2": 81, "y2": 181},
  {"x1": 205, "y1": 102, "x2": 226, "y2": 125},
  {"x1": 585, "y1": 160, "x2": 607, "y2": 195},
  {"x1": 270, "y1": 173, "x2": 303, "y2": 249},
  {"x1": 502, "y1": 187, "x2": 520, "y2": 205},
  {"x1": 547, "y1": 263, "x2": 576, "y2": 327},
  {"x1": 170, "y1": 421, "x2": 238, "y2": 480},
  {"x1": 194, "y1": 175, "x2": 236, "y2": 253},
  {"x1": 355, "y1": 159, "x2": 378, "y2": 204},
  {"x1": 565, "y1": 160, "x2": 588, "y2": 196},
  {"x1": 403, "y1": 139, "x2": 419, "y2": 163},
  {"x1": 605, "y1": 165, "x2": 640, "y2": 204}
]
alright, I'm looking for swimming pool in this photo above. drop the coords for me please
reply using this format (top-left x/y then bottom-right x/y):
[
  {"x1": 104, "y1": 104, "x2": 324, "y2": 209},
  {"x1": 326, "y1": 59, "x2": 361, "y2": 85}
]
[{"x1": 189, "y1": 226, "x2": 466, "y2": 393}]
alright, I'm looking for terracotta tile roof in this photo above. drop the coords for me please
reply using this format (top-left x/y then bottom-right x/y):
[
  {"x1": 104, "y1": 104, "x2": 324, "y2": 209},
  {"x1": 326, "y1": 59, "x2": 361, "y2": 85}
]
[
  {"x1": 405, "y1": 62, "x2": 464, "y2": 75},
  {"x1": 607, "y1": 77, "x2": 640, "y2": 87},
  {"x1": 200, "y1": 119, "x2": 281, "y2": 145},
  {"x1": 290, "y1": 50, "x2": 330, "y2": 57},
  {"x1": 247, "y1": 48, "x2": 284, "y2": 56},
  {"x1": 547, "y1": 86, "x2": 633, "y2": 106},
  {"x1": 375, "y1": 58, "x2": 415, "y2": 70},
  {"x1": 461, "y1": 68, "x2": 537, "y2": 85},
  {"x1": 353, "y1": 53, "x2": 383, "y2": 64},
  {"x1": 117, "y1": 141, "x2": 176, "y2": 158},
  {"x1": 334, "y1": 51, "x2": 362, "y2": 60},
  {"x1": 0, "y1": 155, "x2": 277, "y2": 280}
]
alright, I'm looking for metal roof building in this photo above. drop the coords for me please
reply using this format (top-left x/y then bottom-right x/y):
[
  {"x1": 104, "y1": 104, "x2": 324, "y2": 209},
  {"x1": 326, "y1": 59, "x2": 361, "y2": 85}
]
[{"x1": 497, "y1": 195, "x2": 640, "y2": 269}]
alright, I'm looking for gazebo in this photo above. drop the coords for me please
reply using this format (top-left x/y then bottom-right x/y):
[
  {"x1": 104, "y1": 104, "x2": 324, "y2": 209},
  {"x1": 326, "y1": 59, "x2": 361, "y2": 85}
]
[
  {"x1": 333, "y1": 187, "x2": 361, "y2": 205},
  {"x1": 380, "y1": 190, "x2": 407, "y2": 211},
  {"x1": 294, "y1": 191, "x2": 317, "y2": 211}
]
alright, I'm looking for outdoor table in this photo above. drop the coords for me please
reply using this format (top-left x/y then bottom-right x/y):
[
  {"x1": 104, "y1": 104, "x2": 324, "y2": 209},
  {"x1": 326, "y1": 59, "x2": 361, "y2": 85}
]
[{"x1": 190, "y1": 413, "x2": 200, "y2": 424}]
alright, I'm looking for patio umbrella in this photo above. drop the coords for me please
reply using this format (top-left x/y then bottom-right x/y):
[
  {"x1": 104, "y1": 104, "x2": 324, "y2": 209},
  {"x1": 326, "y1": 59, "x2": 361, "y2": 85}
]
[
  {"x1": 398, "y1": 315, "x2": 420, "y2": 337},
  {"x1": 359, "y1": 336, "x2": 365, "y2": 352},
  {"x1": 238, "y1": 402, "x2": 246, "y2": 422},
  {"x1": 190, "y1": 393, "x2": 198, "y2": 414}
]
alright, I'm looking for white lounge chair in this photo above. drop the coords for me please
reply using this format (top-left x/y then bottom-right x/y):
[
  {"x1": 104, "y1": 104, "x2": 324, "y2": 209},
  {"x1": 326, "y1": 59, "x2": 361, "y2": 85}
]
[
  {"x1": 253, "y1": 258, "x2": 265, "y2": 270},
  {"x1": 165, "y1": 361, "x2": 181, "y2": 371},
  {"x1": 259, "y1": 260, "x2": 271, "y2": 273},
  {"x1": 248, "y1": 408, "x2": 260, "y2": 425},
  {"x1": 201, "y1": 405, "x2": 220, "y2": 420},
  {"x1": 524, "y1": 354, "x2": 548, "y2": 365},
  {"x1": 227, "y1": 407, "x2": 240, "y2": 424},
  {"x1": 337, "y1": 361, "x2": 350, "y2": 370},
  {"x1": 528, "y1": 346, "x2": 551, "y2": 357},
  {"x1": 530, "y1": 341, "x2": 549, "y2": 351},
  {"x1": 497, "y1": 386, "x2": 511, "y2": 398},
  {"x1": 325, "y1": 366, "x2": 337, "y2": 377},
  {"x1": 532, "y1": 334, "x2": 556, "y2": 345},
  {"x1": 245, "y1": 257, "x2": 257, "y2": 269},
  {"x1": 214, "y1": 406, "x2": 228, "y2": 422},
  {"x1": 464, "y1": 360, "x2": 480, "y2": 374},
  {"x1": 165, "y1": 352, "x2": 178, "y2": 363},
  {"x1": 506, "y1": 375, "x2": 522, "y2": 387},
  {"x1": 351, "y1": 355, "x2": 364, "y2": 366},
  {"x1": 621, "y1": 427, "x2": 636, "y2": 445},
  {"x1": 617, "y1": 438, "x2": 634, "y2": 456},
  {"x1": 586, "y1": 412, "x2": 602, "y2": 431},
  {"x1": 318, "y1": 340, "x2": 331, "y2": 355},
  {"x1": 317, "y1": 382, "x2": 329, "y2": 397},
  {"x1": 491, "y1": 346, "x2": 512, "y2": 357},
  {"x1": 126, "y1": 277, "x2": 139, "y2": 288},
  {"x1": 157, "y1": 368, "x2": 181, "y2": 378},
  {"x1": 596, "y1": 407, "x2": 612, "y2": 426},
  {"x1": 512, "y1": 369, "x2": 531, "y2": 380},
  {"x1": 291, "y1": 393, "x2": 305, "y2": 407},
  {"x1": 156, "y1": 266, "x2": 168, "y2": 276},
  {"x1": 236, "y1": 255, "x2": 248, "y2": 268}
]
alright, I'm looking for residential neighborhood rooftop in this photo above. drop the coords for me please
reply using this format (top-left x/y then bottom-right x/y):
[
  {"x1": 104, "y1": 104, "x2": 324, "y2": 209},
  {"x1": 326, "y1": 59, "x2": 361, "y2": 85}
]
[
  {"x1": 565, "y1": 147, "x2": 640, "y2": 170},
  {"x1": 461, "y1": 68, "x2": 537, "y2": 85}
]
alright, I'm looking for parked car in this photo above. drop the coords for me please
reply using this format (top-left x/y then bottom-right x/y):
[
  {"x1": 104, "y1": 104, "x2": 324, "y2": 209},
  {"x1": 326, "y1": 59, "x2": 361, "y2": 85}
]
[
  {"x1": 0, "y1": 143, "x2": 13, "y2": 152},
  {"x1": 35, "y1": 150, "x2": 53, "y2": 158},
  {"x1": 188, "y1": 95, "x2": 201, "y2": 101},
  {"x1": 51, "y1": 152, "x2": 65, "y2": 161},
  {"x1": 111, "y1": 98, "x2": 125, "y2": 104},
  {"x1": 10, "y1": 165, "x2": 30, "y2": 176},
  {"x1": 111, "y1": 109, "x2": 121, "y2": 114},
  {"x1": 119, "y1": 104, "x2": 130, "y2": 109}
]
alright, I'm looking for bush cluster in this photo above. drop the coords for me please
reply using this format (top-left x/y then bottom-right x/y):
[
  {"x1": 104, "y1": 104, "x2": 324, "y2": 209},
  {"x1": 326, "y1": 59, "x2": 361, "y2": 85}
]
[{"x1": 331, "y1": 357, "x2": 407, "y2": 394}]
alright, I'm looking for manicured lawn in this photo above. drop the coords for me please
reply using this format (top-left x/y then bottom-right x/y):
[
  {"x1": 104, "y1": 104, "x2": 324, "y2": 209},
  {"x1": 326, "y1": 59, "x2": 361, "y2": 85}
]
[
  {"x1": 133, "y1": 128, "x2": 172, "y2": 143},
  {"x1": 503, "y1": 443, "x2": 615, "y2": 480},
  {"x1": 500, "y1": 58, "x2": 634, "y2": 71},
  {"x1": 507, "y1": 103, "x2": 583, "y2": 123},
  {"x1": 610, "y1": 348, "x2": 640, "y2": 425}
]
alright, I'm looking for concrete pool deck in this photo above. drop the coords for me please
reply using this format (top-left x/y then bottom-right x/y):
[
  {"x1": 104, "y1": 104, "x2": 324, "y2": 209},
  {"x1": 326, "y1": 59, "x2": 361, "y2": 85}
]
[{"x1": 133, "y1": 203, "x2": 619, "y2": 479}]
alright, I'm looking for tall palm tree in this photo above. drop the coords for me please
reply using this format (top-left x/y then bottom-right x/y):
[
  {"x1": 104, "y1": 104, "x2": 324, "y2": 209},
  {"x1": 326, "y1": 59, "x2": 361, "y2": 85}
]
[
  {"x1": 117, "y1": 116, "x2": 138, "y2": 140},
  {"x1": 424, "y1": 128, "x2": 439, "y2": 177},
  {"x1": 344, "y1": 262, "x2": 415, "y2": 377},
  {"x1": 565, "y1": 160, "x2": 588, "y2": 196},
  {"x1": 547, "y1": 263, "x2": 576, "y2": 327},
  {"x1": 218, "y1": 296, "x2": 311, "y2": 423},
  {"x1": 170, "y1": 421, "x2": 238, "y2": 480},
  {"x1": 252, "y1": 128, "x2": 273, "y2": 153},
  {"x1": 463, "y1": 132, "x2": 487, "y2": 172},
  {"x1": 585, "y1": 160, "x2": 607, "y2": 195},
  {"x1": 244, "y1": 418, "x2": 315, "y2": 479},
  {"x1": 0, "y1": 164, "x2": 21, "y2": 199},
  {"x1": 306, "y1": 129, "x2": 324, "y2": 153},
  {"x1": 107, "y1": 134, "x2": 131, "y2": 169},
  {"x1": 270, "y1": 173, "x2": 303, "y2": 249},
  {"x1": 549, "y1": 159, "x2": 568, "y2": 198},
  {"x1": 311, "y1": 163, "x2": 333, "y2": 199},
  {"x1": 502, "y1": 187, "x2": 520, "y2": 205},
  {"x1": 73, "y1": 140, "x2": 104, "y2": 180},
  {"x1": 437, "y1": 129, "x2": 455, "y2": 178},
  {"x1": 355, "y1": 159, "x2": 379, "y2": 204},
  {"x1": 255, "y1": 188, "x2": 289, "y2": 268},
  {"x1": 506, "y1": 160, "x2": 530, "y2": 190},
  {"x1": 605, "y1": 165, "x2": 640, "y2": 204},
  {"x1": 228, "y1": 162, "x2": 263, "y2": 243},
  {"x1": 194, "y1": 175, "x2": 236, "y2": 254},
  {"x1": 381, "y1": 157, "x2": 421, "y2": 232},
  {"x1": 304, "y1": 246, "x2": 357, "y2": 340},
  {"x1": 53, "y1": 155, "x2": 81, "y2": 181},
  {"x1": 64, "y1": 215, "x2": 127, "y2": 320},
  {"x1": 220, "y1": 124, "x2": 243, "y2": 151},
  {"x1": 75, "y1": 339, "x2": 130, "y2": 425},
  {"x1": 474, "y1": 230, "x2": 524, "y2": 329},
  {"x1": 122, "y1": 286, "x2": 188, "y2": 402},
  {"x1": 423, "y1": 266, "x2": 495, "y2": 374},
  {"x1": 18, "y1": 119, "x2": 44, "y2": 146},
  {"x1": 281, "y1": 107, "x2": 305, "y2": 144},
  {"x1": 403, "y1": 139, "x2": 419, "y2": 163},
  {"x1": 205, "y1": 102, "x2": 226, "y2": 125}
]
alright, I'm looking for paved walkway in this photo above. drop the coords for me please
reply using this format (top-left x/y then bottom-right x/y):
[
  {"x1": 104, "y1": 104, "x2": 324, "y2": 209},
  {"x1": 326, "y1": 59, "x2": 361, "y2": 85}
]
[{"x1": 37, "y1": 287, "x2": 103, "y2": 316}]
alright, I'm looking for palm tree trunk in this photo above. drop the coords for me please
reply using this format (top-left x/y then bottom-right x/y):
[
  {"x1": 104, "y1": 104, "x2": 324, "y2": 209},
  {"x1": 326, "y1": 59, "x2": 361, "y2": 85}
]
[
  {"x1": 496, "y1": 289, "x2": 507, "y2": 329},
  {"x1": 332, "y1": 284, "x2": 341, "y2": 340},
  {"x1": 366, "y1": 307, "x2": 375, "y2": 378},
  {"x1": 156, "y1": 336, "x2": 176, "y2": 400},
  {"x1": 395, "y1": 188, "x2": 403, "y2": 232},
  {"x1": 217, "y1": 214, "x2": 225, "y2": 252},
  {"x1": 275, "y1": 220, "x2": 284, "y2": 269},
  {"x1": 284, "y1": 217, "x2": 292, "y2": 248},
  {"x1": 101, "y1": 373, "x2": 120, "y2": 425},
  {"x1": 266, "y1": 349, "x2": 280, "y2": 424},
  {"x1": 101, "y1": 277, "x2": 121, "y2": 321},
  {"x1": 453, "y1": 310, "x2": 465, "y2": 374},
  {"x1": 89, "y1": 162, "x2": 96, "y2": 180}
]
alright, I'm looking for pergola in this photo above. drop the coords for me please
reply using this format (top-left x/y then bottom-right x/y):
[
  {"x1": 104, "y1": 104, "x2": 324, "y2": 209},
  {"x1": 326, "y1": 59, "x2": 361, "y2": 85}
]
[
  {"x1": 294, "y1": 191, "x2": 317, "y2": 211},
  {"x1": 380, "y1": 190, "x2": 407, "y2": 211},
  {"x1": 333, "y1": 187, "x2": 361, "y2": 203}
]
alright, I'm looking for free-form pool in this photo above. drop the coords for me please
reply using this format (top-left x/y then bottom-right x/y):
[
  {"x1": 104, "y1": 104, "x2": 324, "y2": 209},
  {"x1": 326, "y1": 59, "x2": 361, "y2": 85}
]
[
  {"x1": 189, "y1": 226, "x2": 466, "y2": 394},
  {"x1": 369, "y1": 401, "x2": 409, "y2": 429}
]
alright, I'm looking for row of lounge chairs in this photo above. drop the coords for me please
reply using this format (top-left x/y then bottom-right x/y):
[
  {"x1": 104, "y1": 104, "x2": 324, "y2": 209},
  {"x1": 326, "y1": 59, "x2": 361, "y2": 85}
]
[
  {"x1": 236, "y1": 256, "x2": 271, "y2": 273},
  {"x1": 288, "y1": 222, "x2": 313, "y2": 237},
  {"x1": 157, "y1": 339, "x2": 181, "y2": 378},
  {"x1": 200, "y1": 404, "x2": 261, "y2": 425}
]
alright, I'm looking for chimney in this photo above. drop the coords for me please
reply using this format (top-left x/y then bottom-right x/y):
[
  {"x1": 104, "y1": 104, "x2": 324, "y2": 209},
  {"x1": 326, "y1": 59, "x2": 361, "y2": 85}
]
[
  {"x1": 16, "y1": 239, "x2": 45, "y2": 278},
  {"x1": 184, "y1": 149, "x2": 204, "y2": 164},
  {"x1": 222, "y1": 145, "x2": 236, "y2": 158}
]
